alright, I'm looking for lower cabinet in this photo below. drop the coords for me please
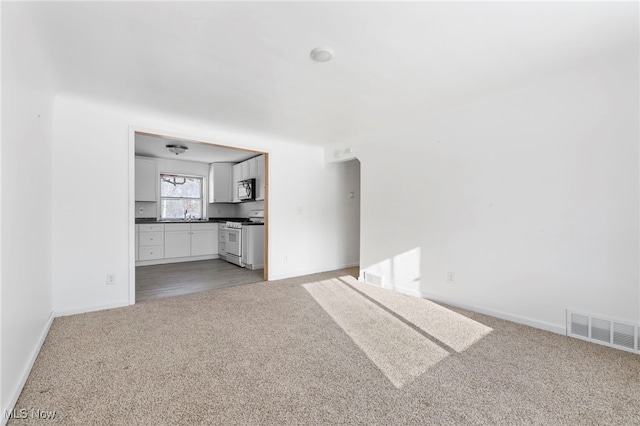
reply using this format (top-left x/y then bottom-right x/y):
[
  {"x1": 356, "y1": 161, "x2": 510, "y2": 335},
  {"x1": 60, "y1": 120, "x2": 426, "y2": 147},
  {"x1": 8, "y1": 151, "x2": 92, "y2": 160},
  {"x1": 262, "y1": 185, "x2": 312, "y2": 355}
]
[
  {"x1": 135, "y1": 225, "x2": 139, "y2": 261},
  {"x1": 241, "y1": 225, "x2": 264, "y2": 270},
  {"x1": 191, "y1": 224, "x2": 218, "y2": 256},
  {"x1": 137, "y1": 222, "x2": 219, "y2": 265},
  {"x1": 138, "y1": 224, "x2": 165, "y2": 261},
  {"x1": 164, "y1": 223, "x2": 191, "y2": 258}
]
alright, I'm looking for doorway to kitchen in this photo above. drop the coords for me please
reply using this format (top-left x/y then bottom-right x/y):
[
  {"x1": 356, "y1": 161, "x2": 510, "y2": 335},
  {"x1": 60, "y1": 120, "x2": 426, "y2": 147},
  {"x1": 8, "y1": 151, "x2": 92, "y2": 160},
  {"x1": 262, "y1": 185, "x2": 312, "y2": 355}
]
[{"x1": 129, "y1": 130, "x2": 269, "y2": 303}]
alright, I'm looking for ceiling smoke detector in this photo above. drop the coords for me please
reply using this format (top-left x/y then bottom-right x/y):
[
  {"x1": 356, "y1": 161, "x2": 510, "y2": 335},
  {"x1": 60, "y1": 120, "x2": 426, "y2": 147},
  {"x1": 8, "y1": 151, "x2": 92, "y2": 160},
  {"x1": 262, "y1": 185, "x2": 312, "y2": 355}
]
[
  {"x1": 310, "y1": 46, "x2": 334, "y2": 63},
  {"x1": 166, "y1": 144, "x2": 188, "y2": 155}
]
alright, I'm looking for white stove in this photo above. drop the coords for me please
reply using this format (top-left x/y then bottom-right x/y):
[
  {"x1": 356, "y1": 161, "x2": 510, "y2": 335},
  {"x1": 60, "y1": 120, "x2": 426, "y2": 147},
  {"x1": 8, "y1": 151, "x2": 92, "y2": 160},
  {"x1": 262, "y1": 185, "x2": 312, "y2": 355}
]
[{"x1": 223, "y1": 210, "x2": 264, "y2": 267}]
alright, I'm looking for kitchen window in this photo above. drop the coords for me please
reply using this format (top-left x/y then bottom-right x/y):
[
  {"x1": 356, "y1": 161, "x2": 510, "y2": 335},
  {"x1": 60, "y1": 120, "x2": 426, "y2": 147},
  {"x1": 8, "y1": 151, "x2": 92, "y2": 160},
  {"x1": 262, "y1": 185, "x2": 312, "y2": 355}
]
[{"x1": 159, "y1": 173, "x2": 204, "y2": 219}]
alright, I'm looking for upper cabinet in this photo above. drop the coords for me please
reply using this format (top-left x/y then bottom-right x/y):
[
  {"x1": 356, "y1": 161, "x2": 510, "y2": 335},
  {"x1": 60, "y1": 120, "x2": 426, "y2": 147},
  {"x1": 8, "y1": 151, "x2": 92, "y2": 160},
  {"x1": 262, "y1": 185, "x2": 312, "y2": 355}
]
[
  {"x1": 255, "y1": 155, "x2": 265, "y2": 201},
  {"x1": 241, "y1": 160, "x2": 251, "y2": 180},
  {"x1": 232, "y1": 163, "x2": 242, "y2": 203},
  {"x1": 135, "y1": 158, "x2": 158, "y2": 202},
  {"x1": 228, "y1": 154, "x2": 266, "y2": 203},
  {"x1": 208, "y1": 163, "x2": 233, "y2": 203}
]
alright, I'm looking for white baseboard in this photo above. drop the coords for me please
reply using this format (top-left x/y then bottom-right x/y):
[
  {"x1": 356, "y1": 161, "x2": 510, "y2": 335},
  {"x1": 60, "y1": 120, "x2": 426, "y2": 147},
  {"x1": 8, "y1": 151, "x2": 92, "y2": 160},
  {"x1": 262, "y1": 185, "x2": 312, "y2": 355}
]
[
  {"x1": 135, "y1": 254, "x2": 218, "y2": 267},
  {"x1": 392, "y1": 286, "x2": 422, "y2": 298},
  {"x1": 421, "y1": 292, "x2": 566, "y2": 335},
  {"x1": 2, "y1": 311, "x2": 54, "y2": 426},
  {"x1": 54, "y1": 300, "x2": 130, "y2": 318},
  {"x1": 269, "y1": 262, "x2": 359, "y2": 281}
]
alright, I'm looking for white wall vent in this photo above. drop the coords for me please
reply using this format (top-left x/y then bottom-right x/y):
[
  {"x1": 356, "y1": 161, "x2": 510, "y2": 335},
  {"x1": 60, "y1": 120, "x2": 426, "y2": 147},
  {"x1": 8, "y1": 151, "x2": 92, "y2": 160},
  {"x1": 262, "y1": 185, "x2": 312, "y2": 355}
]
[
  {"x1": 363, "y1": 272, "x2": 383, "y2": 287},
  {"x1": 567, "y1": 310, "x2": 639, "y2": 354}
]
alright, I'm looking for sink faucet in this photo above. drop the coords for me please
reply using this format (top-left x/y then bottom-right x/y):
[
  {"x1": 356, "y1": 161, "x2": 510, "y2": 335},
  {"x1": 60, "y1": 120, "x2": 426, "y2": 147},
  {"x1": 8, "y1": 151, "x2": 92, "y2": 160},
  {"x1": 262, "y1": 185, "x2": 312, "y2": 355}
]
[{"x1": 184, "y1": 210, "x2": 189, "y2": 221}]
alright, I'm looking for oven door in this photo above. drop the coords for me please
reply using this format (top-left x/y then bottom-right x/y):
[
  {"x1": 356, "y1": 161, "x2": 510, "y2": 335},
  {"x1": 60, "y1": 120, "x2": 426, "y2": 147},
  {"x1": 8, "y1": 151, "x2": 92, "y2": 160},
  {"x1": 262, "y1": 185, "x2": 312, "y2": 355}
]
[{"x1": 225, "y1": 227, "x2": 243, "y2": 266}]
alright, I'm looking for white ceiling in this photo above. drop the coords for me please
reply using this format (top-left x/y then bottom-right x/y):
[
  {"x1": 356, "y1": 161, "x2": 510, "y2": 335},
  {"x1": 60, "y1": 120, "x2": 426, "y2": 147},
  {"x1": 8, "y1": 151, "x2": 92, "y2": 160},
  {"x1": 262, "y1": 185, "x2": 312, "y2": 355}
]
[
  {"x1": 135, "y1": 133, "x2": 259, "y2": 163},
  {"x1": 23, "y1": 1, "x2": 639, "y2": 146}
]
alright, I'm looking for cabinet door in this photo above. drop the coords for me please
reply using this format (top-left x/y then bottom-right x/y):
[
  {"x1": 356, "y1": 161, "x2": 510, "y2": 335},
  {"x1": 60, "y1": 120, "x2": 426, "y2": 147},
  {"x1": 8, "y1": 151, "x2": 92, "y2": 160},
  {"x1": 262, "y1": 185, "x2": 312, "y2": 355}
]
[
  {"x1": 135, "y1": 226, "x2": 139, "y2": 261},
  {"x1": 241, "y1": 161, "x2": 250, "y2": 180},
  {"x1": 210, "y1": 163, "x2": 233, "y2": 203},
  {"x1": 164, "y1": 231, "x2": 191, "y2": 258},
  {"x1": 191, "y1": 230, "x2": 216, "y2": 256},
  {"x1": 248, "y1": 157, "x2": 257, "y2": 178},
  {"x1": 255, "y1": 155, "x2": 265, "y2": 201},
  {"x1": 232, "y1": 164, "x2": 242, "y2": 203},
  {"x1": 135, "y1": 158, "x2": 158, "y2": 201}
]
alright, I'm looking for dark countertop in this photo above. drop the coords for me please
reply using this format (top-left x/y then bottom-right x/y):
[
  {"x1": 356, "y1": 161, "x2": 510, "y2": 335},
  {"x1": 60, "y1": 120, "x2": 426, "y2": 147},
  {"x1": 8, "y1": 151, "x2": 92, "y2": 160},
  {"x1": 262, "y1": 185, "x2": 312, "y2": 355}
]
[
  {"x1": 135, "y1": 217, "x2": 241, "y2": 224},
  {"x1": 135, "y1": 217, "x2": 264, "y2": 226}
]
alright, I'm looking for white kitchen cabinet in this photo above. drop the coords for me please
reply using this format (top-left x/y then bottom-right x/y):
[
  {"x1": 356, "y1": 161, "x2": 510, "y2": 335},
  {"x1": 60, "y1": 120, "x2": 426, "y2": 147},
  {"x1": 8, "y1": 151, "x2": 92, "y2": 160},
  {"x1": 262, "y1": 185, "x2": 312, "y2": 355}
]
[
  {"x1": 209, "y1": 163, "x2": 233, "y2": 203},
  {"x1": 248, "y1": 157, "x2": 258, "y2": 178},
  {"x1": 241, "y1": 160, "x2": 251, "y2": 180},
  {"x1": 135, "y1": 225, "x2": 139, "y2": 261},
  {"x1": 160, "y1": 222, "x2": 218, "y2": 259},
  {"x1": 241, "y1": 225, "x2": 264, "y2": 270},
  {"x1": 232, "y1": 164, "x2": 242, "y2": 203},
  {"x1": 139, "y1": 232, "x2": 164, "y2": 246},
  {"x1": 135, "y1": 157, "x2": 158, "y2": 202},
  {"x1": 138, "y1": 223, "x2": 164, "y2": 261},
  {"x1": 218, "y1": 227, "x2": 227, "y2": 261},
  {"x1": 191, "y1": 223, "x2": 218, "y2": 256},
  {"x1": 164, "y1": 223, "x2": 191, "y2": 258},
  {"x1": 255, "y1": 155, "x2": 265, "y2": 201}
]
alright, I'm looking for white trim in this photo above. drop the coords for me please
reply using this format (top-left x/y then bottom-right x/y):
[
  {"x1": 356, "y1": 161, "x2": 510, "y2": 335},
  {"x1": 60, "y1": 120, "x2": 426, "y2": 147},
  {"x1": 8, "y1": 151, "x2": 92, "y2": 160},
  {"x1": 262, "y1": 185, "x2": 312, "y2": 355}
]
[
  {"x1": 135, "y1": 254, "x2": 219, "y2": 267},
  {"x1": 421, "y1": 292, "x2": 566, "y2": 335},
  {"x1": 128, "y1": 126, "x2": 136, "y2": 305},
  {"x1": 54, "y1": 300, "x2": 129, "y2": 318},
  {"x1": 392, "y1": 286, "x2": 422, "y2": 298},
  {"x1": 268, "y1": 262, "x2": 360, "y2": 281},
  {"x1": 2, "y1": 312, "x2": 54, "y2": 425}
]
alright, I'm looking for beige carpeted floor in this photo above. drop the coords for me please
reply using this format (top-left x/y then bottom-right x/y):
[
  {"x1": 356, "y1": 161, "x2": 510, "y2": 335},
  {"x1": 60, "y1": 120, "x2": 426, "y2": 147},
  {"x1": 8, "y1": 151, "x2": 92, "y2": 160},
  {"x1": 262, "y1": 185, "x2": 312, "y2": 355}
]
[{"x1": 8, "y1": 268, "x2": 640, "y2": 425}]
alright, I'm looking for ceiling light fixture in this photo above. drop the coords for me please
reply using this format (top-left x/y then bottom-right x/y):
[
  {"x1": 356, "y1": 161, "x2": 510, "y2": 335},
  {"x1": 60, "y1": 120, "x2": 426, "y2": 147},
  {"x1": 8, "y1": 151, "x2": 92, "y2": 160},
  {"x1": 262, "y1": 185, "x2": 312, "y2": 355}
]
[
  {"x1": 310, "y1": 46, "x2": 334, "y2": 63},
  {"x1": 166, "y1": 144, "x2": 188, "y2": 156}
]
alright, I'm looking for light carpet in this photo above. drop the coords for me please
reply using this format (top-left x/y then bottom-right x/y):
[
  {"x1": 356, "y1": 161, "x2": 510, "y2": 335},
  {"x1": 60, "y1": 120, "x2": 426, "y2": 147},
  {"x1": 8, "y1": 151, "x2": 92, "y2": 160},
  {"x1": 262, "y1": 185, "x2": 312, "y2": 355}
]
[{"x1": 8, "y1": 268, "x2": 640, "y2": 425}]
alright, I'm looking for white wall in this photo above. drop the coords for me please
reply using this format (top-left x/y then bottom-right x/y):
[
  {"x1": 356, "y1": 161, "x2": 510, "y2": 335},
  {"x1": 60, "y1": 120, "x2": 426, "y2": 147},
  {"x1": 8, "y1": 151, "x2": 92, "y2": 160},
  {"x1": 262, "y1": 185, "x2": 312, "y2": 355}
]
[
  {"x1": 358, "y1": 41, "x2": 639, "y2": 333},
  {"x1": 324, "y1": 160, "x2": 360, "y2": 267},
  {"x1": 51, "y1": 93, "x2": 358, "y2": 314},
  {"x1": 208, "y1": 203, "x2": 237, "y2": 218},
  {"x1": 1, "y1": 2, "x2": 55, "y2": 418},
  {"x1": 236, "y1": 200, "x2": 265, "y2": 218}
]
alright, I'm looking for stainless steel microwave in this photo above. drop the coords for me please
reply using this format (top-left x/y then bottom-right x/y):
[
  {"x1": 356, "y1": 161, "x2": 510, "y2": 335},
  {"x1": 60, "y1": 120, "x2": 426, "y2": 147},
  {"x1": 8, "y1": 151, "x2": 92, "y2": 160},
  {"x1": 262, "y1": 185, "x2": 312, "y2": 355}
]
[{"x1": 237, "y1": 178, "x2": 255, "y2": 201}]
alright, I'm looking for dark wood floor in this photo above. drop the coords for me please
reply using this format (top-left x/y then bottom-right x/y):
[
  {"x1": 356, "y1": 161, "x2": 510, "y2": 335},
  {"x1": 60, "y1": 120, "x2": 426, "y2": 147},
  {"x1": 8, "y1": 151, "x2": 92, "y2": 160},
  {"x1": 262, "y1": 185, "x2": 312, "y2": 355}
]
[{"x1": 135, "y1": 259, "x2": 264, "y2": 302}]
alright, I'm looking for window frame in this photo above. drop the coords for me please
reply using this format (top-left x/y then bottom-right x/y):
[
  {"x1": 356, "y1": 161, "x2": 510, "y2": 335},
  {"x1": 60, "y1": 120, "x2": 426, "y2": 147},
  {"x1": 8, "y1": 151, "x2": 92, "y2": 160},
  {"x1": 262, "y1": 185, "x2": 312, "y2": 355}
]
[{"x1": 158, "y1": 172, "x2": 206, "y2": 220}]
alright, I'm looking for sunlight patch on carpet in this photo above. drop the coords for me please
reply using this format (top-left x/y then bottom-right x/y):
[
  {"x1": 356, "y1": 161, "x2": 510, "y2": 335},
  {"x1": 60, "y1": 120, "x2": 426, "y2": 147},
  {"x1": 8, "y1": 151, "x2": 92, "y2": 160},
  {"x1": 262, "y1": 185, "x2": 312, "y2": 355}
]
[
  {"x1": 304, "y1": 279, "x2": 449, "y2": 388},
  {"x1": 338, "y1": 275, "x2": 493, "y2": 353}
]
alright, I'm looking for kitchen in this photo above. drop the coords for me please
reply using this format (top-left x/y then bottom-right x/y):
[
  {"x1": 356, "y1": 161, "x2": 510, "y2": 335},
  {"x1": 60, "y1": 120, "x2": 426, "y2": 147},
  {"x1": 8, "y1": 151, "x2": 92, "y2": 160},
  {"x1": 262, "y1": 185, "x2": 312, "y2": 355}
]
[{"x1": 134, "y1": 133, "x2": 267, "y2": 301}]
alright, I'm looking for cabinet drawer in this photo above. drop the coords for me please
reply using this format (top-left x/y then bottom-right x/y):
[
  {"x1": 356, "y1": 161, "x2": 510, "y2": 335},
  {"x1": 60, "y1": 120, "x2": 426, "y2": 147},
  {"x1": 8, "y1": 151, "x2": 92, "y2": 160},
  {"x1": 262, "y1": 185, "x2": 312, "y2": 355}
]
[
  {"x1": 165, "y1": 223, "x2": 191, "y2": 232},
  {"x1": 139, "y1": 232, "x2": 164, "y2": 246},
  {"x1": 139, "y1": 224, "x2": 165, "y2": 232},
  {"x1": 139, "y1": 246, "x2": 164, "y2": 260}
]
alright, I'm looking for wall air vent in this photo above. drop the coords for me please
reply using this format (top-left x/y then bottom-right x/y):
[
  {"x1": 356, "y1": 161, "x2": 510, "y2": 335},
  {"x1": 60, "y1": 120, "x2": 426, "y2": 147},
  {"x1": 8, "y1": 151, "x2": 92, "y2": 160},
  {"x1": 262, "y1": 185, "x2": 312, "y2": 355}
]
[
  {"x1": 363, "y1": 272, "x2": 383, "y2": 287},
  {"x1": 567, "y1": 310, "x2": 639, "y2": 354}
]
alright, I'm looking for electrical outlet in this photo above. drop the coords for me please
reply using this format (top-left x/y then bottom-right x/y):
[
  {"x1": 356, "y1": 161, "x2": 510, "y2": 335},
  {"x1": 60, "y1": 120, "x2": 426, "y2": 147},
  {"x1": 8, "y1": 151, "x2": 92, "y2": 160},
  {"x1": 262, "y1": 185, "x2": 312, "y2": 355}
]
[
  {"x1": 284, "y1": 255, "x2": 288, "y2": 262},
  {"x1": 106, "y1": 274, "x2": 116, "y2": 285},
  {"x1": 447, "y1": 272, "x2": 455, "y2": 283}
]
